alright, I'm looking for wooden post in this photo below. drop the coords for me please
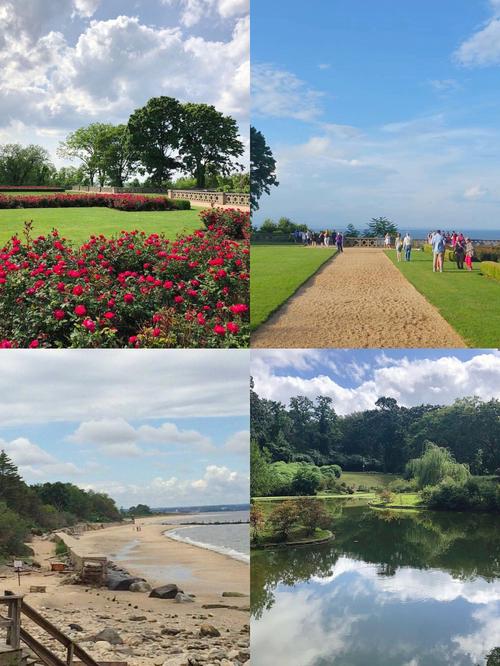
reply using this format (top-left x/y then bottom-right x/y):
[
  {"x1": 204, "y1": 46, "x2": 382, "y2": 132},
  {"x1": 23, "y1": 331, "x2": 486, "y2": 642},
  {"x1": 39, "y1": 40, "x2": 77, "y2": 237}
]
[
  {"x1": 6, "y1": 595, "x2": 22, "y2": 649},
  {"x1": 66, "y1": 642, "x2": 74, "y2": 665}
]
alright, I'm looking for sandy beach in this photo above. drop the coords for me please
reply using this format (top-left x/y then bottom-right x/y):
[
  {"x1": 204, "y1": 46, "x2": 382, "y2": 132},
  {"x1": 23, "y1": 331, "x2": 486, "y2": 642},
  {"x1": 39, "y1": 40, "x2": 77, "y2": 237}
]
[{"x1": 2, "y1": 517, "x2": 249, "y2": 666}]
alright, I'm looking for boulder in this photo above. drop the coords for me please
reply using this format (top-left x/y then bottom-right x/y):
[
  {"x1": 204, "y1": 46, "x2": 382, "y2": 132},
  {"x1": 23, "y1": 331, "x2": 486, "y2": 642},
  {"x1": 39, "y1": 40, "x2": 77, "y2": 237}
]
[
  {"x1": 175, "y1": 592, "x2": 194, "y2": 603},
  {"x1": 107, "y1": 573, "x2": 146, "y2": 591},
  {"x1": 199, "y1": 624, "x2": 220, "y2": 638},
  {"x1": 221, "y1": 591, "x2": 248, "y2": 598},
  {"x1": 129, "y1": 580, "x2": 152, "y2": 593},
  {"x1": 69, "y1": 623, "x2": 84, "y2": 632},
  {"x1": 149, "y1": 583, "x2": 182, "y2": 599},
  {"x1": 91, "y1": 628, "x2": 124, "y2": 645},
  {"x1": 161, "y1": 627, "x2": 182, "y2": 636}
]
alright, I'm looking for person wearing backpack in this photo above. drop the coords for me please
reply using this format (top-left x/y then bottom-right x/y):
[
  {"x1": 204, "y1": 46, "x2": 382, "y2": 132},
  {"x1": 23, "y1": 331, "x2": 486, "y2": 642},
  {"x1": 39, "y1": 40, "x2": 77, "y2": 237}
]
[{"x1": 432, "y1": 230, "x2": 445, "y2": 272}]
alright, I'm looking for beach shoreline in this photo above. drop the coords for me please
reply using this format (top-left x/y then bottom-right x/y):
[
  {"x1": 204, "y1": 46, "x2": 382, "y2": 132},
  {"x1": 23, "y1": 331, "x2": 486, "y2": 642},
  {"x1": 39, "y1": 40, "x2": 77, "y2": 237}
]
[{"x1": 2, "y1": 517, "x2": 250, "y2": 666}]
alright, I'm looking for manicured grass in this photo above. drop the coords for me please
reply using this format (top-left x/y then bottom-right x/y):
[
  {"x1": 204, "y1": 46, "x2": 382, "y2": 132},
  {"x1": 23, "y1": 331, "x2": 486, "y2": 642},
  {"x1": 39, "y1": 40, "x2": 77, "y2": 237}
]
[
  {"x1": 387, "y1": 249, "x2": 500, "y2": 347},
  {"x1": 371, "y1": 492, "x2": 423, "y2": 509},
  {"x1": 250, "y1": 244, "x2": 336, "y2": 330},
  {"x1": 0, "y1": 206, "x2": 203, "y2": 246},
  {"x1": 341, "y1": 471, "x2": 397, "y2": 488}
]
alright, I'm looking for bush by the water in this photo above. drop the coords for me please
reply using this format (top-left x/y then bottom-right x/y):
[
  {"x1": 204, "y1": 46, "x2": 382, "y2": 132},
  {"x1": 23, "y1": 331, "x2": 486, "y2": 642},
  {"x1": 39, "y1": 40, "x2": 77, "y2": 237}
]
[
  {"x1": 0, "y1": 192, "x2": 190, "y2": 211},
  {"x1": 422, "y1": 477, "x2": 500, "y2": 512},
  {"x1": 265, "y1": 498, "x2": 332, "y2": 542},
  {"x1": 0, "y1": 209, "x2": 249, "y2": 348}
]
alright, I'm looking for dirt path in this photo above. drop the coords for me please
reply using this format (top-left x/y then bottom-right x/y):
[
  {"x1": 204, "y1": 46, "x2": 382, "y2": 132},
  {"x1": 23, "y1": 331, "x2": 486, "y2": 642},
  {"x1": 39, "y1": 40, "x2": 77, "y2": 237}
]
[{"x1": 252, "y1": 248, "x2": 466, "y2": 348}]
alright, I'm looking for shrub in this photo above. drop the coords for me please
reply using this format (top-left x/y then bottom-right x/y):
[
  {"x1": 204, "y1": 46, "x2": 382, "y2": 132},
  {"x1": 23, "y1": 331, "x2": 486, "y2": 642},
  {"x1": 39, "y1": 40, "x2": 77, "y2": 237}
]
[
  {"x1": 199, "y1": 208, "x2": 250, "y2": 240},
  {"x1": 0, "y1": 186, "x2": 65, "y2": 193},
  {"x1": 0, "y1": 210, "x2": 249, "y2": 348},
  {"x1": 291, "y1": 465, "x2": 322, "y2": 495},
  {"x1": 268, "y1": 501, "x2": 301, "y2": 541},
  {"x1": 423, "y1": 477, "x2": 499, "y2": 512},
  {"x1": 297, "y1": 498, "x2": 331, "y2": 536},
  {"x1": 0, "y1": 193, "x2": 190, "y2": 212},
  {"x1": 481, "y1": 261, "x2": 500, "y2": 281}
]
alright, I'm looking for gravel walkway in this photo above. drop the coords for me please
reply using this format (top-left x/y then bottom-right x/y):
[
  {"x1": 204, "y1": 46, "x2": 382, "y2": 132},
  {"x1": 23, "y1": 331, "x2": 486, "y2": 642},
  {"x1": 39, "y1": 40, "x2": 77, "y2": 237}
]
[{"x1": 251, "y1": 248, "x2": 466, "y2": 348}]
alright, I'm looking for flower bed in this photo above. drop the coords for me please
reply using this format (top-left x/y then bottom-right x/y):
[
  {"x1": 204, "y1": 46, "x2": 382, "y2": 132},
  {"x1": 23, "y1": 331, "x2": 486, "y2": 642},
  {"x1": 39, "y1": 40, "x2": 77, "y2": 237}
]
[
  {"x1": 0, "y1": 186, "x2": 66, "y2": 192},
  {"x1": 0, "y1": 193, "x2": 190, "y2": 211},
  {"x1": 0, "y1": 209, "x2": 249, "y2": 348}
]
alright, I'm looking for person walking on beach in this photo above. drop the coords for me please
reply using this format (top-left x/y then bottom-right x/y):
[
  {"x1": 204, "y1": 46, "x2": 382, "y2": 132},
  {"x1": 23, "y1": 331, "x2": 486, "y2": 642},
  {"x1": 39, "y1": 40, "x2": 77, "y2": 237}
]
[
  {"x1": 465, "y1": 238, "x2": 474, "y2": 270},
  {"x1": 395, "y1": 234, "x2": 403, "y2": 262},
  {"x1": 336, "y1": 231, "x2": 344, "y2": 253},
  {"x1": 432, "y1": 229, "x2": 445, "y2": 272},
  {"x1": 455, "y1": 236, "x2": 465, "y2": 269},
  {"x1": 403, "y1": 233, "x2": 412, "y2": 261}
]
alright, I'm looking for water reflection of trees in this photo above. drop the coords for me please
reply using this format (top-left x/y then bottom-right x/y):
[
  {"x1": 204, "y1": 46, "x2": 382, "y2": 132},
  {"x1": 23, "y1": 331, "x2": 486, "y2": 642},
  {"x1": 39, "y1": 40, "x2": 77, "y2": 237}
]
[
  {"x1": 251, "y1": 542, "x2": 339, "y2": 619},
  {"x1": 251, "y1": 507, "x2": 500, "y2": 618}
]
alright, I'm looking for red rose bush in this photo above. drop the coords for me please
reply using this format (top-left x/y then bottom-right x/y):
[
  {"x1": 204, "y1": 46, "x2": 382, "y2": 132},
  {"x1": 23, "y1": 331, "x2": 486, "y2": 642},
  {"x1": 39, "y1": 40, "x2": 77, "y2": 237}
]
[
  {"x1": 0, "y1": 193, "x2": 190, "y2": 211},
  {"x1": 0, "y1": 209, "x2": 249, "y2": 348}
]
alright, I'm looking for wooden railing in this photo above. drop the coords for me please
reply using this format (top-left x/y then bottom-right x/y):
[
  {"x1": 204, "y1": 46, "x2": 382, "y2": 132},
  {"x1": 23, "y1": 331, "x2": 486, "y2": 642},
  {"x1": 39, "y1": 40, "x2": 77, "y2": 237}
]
[
  {"x1": 2, "y1": 592, "x2": 102, "y2": 666},
  {"x1": 0, "y1": 592, "x2": 22, "y2": 649}
]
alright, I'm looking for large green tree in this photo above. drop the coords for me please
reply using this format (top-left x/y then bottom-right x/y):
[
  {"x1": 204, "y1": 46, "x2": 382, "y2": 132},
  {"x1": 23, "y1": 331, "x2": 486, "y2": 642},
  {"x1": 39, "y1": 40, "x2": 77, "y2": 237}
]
[
  {"x1": 250, "y1": 126, "x2": 279, "y2": 211},
  {"x1": 58, "y1": 123, "x2": 116, "y2": 186},
  {"x1": 363, "y1": 216, "x2": 399, "y2": 238},
  {"x1": 127, "y1": 96, "x2": 183, "y2": 185},
  {"x1": 179, "y1": 103, "x2": 244, "y2": 188},
  {"x1": 0, "y1": 144, "x2": 55, "y2": 185}
]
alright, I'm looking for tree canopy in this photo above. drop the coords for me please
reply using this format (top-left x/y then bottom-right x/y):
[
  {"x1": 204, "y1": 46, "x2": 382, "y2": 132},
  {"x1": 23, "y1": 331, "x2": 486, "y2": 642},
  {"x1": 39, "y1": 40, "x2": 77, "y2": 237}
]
[{"x1": 250, "y1": 126, "x2": 279, "y2": 211}]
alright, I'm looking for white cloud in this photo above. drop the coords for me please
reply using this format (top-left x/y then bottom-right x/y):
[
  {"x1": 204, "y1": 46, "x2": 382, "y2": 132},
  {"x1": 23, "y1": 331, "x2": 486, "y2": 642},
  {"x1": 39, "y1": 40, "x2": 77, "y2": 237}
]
[
  {"x1": 0, "y1": 350, "x2": 249, "y2": 426},
  {"x1": 0, "y1": 4, "x2": 249, "y2": 165},
  {"x1": 252, "y1": 351, "x2": 500, "y2": 415},
  {"x1": 455, "y1": 2, "x2": 500, "y2": 67},
  {"x1": 1, "y1": 437, "x2": 80, "y2": 477},
  {"x1": 69, "y1": 418, "x2": 138, "y2": 445},
  {"x1": 224, "y1": 430, "x2": 249, "y2": 454},
  {"x1": 137, "y1": 422, "x2": 214, "y2": 452},
  {"x1": 252, "y1": 63, "x2": 324, "y2": 122},
  {"x1": 464, "y1": 184, "x2": 489, "y2": 200},
  {"x1": 161, "y1": 0, "x2": 248, "y2": 27}
]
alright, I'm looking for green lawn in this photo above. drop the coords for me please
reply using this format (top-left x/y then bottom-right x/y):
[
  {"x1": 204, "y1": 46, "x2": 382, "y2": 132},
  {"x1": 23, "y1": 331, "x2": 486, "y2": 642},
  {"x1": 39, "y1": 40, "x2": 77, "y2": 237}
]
[
  {"x1": 250, "y1": 244, "x2": 336, "y2": 329},
  {"x1": 387, "y1": 249, "x2": 500, "y2": 347},
  {"x1": 0, "y1": 206, "x2": 203, "y2": 246},
  {"x1": 341, "y1": 471, "x2": 397, "y2": 488}
]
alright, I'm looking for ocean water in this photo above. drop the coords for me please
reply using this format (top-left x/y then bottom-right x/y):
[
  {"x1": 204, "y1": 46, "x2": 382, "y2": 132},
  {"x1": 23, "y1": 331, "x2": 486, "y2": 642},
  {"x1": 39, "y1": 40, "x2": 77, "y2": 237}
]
[{"x1": 163, "y1": 510, "x2": 250, "y2": 563}]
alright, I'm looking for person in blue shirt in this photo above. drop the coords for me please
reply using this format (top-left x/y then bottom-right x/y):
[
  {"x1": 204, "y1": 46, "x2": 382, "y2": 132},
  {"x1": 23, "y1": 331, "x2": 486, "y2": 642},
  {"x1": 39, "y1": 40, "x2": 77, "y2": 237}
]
[{"x1": 431, "y1": 230, "x2": 446, "y2": 272}]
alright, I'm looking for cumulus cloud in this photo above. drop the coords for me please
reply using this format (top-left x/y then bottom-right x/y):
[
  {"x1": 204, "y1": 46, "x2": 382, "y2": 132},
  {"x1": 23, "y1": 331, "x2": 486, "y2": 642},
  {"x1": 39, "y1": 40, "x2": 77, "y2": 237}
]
[
  {"x1": 455, "y1": 2, "x2": 500, "y2": 67},
  {"x1": 0, "y1": 350, "x2": 249, "y2": 426},
  {"x1": 1, "y1": 437, "x2": 80, "y2": 477},
  {"x1": 0, "y1": 2, "x2": 249, "y2": 165},
  {"x1": 224, "y1": 430, "x2": 249, "y2": 454},
  {"x1": 252, "y1": 351, "x2": 500, "y2": 415},
  {"x1": 161, "y1": 0, "x2": 248, "y2": 27},
  {"x1": 85, "y1": 464, "x2": 249, "y2": 506}
]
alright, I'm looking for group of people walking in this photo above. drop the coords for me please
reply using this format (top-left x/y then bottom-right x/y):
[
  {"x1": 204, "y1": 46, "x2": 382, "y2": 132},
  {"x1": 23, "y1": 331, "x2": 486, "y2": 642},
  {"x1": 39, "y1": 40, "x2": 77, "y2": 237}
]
[
  {"x1": 294, "y1": 229, "x2": 344, "y2": 252},
  {"x1": 427, "y1": 230, "x2": 474, "y2": 272},
  {"x1": 393, "y1": 233, "x2": 413, "y2": 262}
]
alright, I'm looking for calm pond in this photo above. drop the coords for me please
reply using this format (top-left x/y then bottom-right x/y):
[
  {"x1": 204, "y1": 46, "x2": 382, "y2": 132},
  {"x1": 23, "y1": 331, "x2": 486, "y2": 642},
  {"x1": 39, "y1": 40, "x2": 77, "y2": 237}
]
[{"x1": 251, "y1": 505, "x2": 500, "y2": 666}]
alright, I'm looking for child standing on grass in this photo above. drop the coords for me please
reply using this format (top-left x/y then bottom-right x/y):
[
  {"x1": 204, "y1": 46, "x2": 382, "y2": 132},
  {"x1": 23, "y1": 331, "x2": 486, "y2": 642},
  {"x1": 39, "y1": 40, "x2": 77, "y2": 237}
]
[{"x1": 465, "y1": 238, "x2": 474, "y2": 270}]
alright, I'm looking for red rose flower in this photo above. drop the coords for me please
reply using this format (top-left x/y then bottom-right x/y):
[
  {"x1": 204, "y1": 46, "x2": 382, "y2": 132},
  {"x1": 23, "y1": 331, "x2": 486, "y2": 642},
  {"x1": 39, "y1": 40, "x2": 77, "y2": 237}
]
[{"x1": 74, "y1": 304, "x2": 86, "y2": 317}]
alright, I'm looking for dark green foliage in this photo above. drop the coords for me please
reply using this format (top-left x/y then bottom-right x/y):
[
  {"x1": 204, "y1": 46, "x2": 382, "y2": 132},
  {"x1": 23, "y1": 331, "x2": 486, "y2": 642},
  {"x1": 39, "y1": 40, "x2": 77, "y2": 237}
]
[
  {"x1": 363, "y1": 216, "x2": 399, "y2": 238},
  {"x1": 250, "y1": 127, "x2": 279, "y2": 211},
  {"x1": 0, "y1": 450, "x2": 122, "y2": 558},
  {"x1": 251, "y1": 387, "x2": 500, "y2": 484},
  {"x1": 422, "y1": 477, "x2": 500, "y2": 512},
  {"x1": 126, "y1": 504, "x2": 153, "y2": 517},
  {"x1": 0, "y1": 144, "x2": 56, "y2": 186}
]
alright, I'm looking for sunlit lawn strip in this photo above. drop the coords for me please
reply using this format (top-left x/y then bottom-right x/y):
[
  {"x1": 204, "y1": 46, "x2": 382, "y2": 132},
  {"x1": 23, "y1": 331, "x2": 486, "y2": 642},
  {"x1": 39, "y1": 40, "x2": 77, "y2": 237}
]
[
  {"x1": 0, "y1": 206, "x2": 201, "y2": 246},
  {"x1": 386, "y1": 250, "x2": 500, "y2": 347},
  {"x1": 250, "y1": 244, "x2": 336, "y2": 330}
]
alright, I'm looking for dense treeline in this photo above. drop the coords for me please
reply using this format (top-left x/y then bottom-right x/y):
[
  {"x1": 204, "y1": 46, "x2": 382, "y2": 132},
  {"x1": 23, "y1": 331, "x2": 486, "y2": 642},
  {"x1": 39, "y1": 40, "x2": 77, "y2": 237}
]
[
  {"x1": 251, "y1": 383, "x2": 500, "y2": 476},
  {"x1": 0, "y1": 451, "x2": 121, "y2": 559}
]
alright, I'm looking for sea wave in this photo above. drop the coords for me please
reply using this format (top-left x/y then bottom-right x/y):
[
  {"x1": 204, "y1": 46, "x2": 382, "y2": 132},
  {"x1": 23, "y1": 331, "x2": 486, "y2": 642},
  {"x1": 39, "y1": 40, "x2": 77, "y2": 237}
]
[{"x1": 164, "y1": 527, "x2": 250, "y2": 564}]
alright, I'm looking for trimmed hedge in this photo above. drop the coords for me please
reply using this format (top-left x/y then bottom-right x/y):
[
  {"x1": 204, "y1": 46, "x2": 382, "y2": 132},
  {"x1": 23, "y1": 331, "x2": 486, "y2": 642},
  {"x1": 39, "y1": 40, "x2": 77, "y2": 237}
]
[
  {"x1": 481, "y1": 261, "x2": 500, "y2": 281},
  {"x1": 0, "y1": 193, "x2": 190, "y2": 212},
  {"x1": 0, "y1": 186, "x2": 65, "y2": 192}
]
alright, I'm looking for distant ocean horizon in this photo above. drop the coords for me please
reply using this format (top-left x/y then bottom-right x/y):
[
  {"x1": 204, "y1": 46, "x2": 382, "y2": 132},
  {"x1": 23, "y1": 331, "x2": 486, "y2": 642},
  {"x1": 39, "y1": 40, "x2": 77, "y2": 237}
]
[{"x1": 307, "y1": 227, "x2": 500, "y2": 240}]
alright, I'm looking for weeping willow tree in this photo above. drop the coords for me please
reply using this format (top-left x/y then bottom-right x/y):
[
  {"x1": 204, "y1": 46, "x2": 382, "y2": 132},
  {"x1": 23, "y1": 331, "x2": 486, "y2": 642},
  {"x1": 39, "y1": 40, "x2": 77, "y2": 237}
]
[{"x1": 406, "y1": 442, "x2": 470, "y2": 489}]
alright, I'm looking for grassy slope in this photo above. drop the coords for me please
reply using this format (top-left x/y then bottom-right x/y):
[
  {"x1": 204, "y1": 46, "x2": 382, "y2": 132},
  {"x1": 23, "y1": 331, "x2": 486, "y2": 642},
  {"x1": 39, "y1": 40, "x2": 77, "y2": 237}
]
[
  {"x1": 250, "y1": 245, "x2": 336, "y2": 330},
  {"x1": 0, "y1": 206, "x2": 203, "y2": 246},
  {"x1": 386, "y1": 249, "x2": 500, "y2": 347}
]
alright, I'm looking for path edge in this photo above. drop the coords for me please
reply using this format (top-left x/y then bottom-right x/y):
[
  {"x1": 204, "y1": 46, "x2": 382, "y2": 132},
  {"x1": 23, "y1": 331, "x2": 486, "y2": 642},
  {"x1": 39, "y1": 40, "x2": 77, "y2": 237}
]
[{"x1": 251, "y1": 249, "x2": 339, "y2": 334}]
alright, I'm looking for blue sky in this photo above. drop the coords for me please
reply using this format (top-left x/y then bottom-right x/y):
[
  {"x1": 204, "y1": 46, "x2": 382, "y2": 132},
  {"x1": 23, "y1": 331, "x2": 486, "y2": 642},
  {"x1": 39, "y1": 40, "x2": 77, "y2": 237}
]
[
  {"x1": 0, "y1": 350, "x2": 249, "y2": 508},
  {"x1": 251, "y1": 349, "x2": 500, "y2": 414},
  {"x1": 0, "y1": 0, "x2": 249, "y2": 166},
  {"x1": 252, "y1": 0, "x2": 500, "y2": 231}
]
